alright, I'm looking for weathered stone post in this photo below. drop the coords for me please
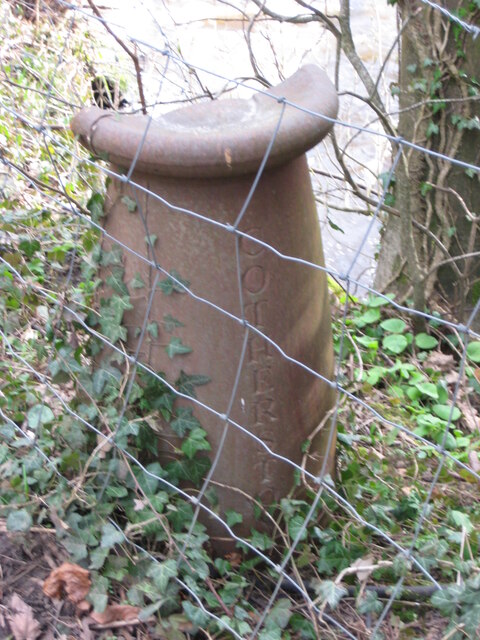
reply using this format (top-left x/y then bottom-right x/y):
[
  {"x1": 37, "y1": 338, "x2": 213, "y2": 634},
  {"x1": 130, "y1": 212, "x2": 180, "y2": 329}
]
[{"x1": 72, "y1": 65, "x2": 338, "y2": 548}]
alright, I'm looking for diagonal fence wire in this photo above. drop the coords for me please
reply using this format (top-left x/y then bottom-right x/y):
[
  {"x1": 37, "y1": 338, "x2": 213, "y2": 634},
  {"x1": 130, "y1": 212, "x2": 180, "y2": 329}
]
[
  {"x1": 0, "y1": 106, "x2": 476, "y2": 636},
  {"x1": 1, "y1": 0, "x2": 480, "y2": 638},
  {"x1": 0, "y1": 116, "x2": 476, "y2": 636},
  {"x1": 2, "y1": 102, "x2": 478, "y2": 338},
  {"x1": 419, "y1": 0, "x2": 480, "y2": 37}
]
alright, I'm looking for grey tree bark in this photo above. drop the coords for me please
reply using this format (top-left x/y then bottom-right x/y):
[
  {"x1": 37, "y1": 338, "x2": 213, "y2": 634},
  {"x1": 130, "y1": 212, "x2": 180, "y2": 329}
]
[{"x1": 375, "y1": 0, "x2": 480, "y2": 324}]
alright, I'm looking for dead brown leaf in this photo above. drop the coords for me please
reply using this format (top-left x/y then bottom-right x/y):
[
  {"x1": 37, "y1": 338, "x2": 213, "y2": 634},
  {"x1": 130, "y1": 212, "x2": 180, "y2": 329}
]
[
  {"x1": 457, "y1": 400, "x2": 480, "y2": 433},
  {"x1": 96, "y1": 433, "x2": 112, "y2": 459},
  {"x1": 445, "y1": 371, "x2": 459, "y2": 385},
  {"x1": 468, "y1": 450, "x2": 480, "y2": 473},
  {"x1": 42, "y1": 562, "x2": 91, "y2": 604},
  {"x1": 77, "y1": 599, "x2": 91, "y2": 614},
  {"x1": 81, "y1": 617, "x2": 94, "y2": 640},
  {"x1": 133, "y1": 498, "x2": 147, "y2": 511},
  {"x1": 350, "y1": 554, "x2": 375, "y2": 582},
  {"x1": 7, "y1": 593, "x2": 41, "y2": 640},
  {"x1": 425, "y1": 351, "x2": 455, "y2": 372},
  {"x1": 89, "y1": 604, "x2": 141, "y2": 625},
  {"x1": 224, "y1": 551, "x2": 242, "y2": 567}
]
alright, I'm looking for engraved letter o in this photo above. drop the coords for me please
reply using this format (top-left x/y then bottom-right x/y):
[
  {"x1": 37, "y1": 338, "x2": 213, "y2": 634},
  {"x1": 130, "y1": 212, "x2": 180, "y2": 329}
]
[{"x1": 243, "y1": 265, "x2": 268, "y2": 294}]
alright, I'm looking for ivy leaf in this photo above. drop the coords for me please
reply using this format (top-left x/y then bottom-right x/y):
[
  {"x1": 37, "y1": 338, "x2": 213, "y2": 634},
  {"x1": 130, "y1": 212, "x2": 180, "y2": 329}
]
[
  {"x1": 176, "y1": 371, "x2": 210, "y2": 398},
  {"x1": 135, "y1": 461, "x2": 164, "y2": 495},
  {"x1": 250, "y1": 529, "x2": 274, "y2": 551},
  {"x1": 170, "y1": 407, "x2": 201, "y2": 437},
  {"x1": 183, "y1": 552, "x2": 209, "y2": 580},
  {"x1": 121, "y1": 195, "x2": 137, "y2": 212},
  {"x1": 449, "y1": 510, "x2": 473, "y2": 533},
  {"x1": 182, "y1": 601, "x2": 209, "y2": 628},
  {"x1": 147, "y1": 322, "x2": 158, "y2": 339},
  {"x1": 130, "y1": 272, "x2": 145, "y2": 289},
  {"x1": 420, "y1": 181, "x2": 433, "y2": 196},
  {"x1": 18, "y1": 238, "x2": 40, "y2": 258},
  {"x1": 138, "y1": 600, "x2": 163, "y2": 622},
  {"x1": 106, "y1": 267, "x2": 128, "y2": 296},
  {"x1": 92, "y1": 365, "x2": 121, "y2": 398},
  {"x1": 98, "y1": 295, "x2": 133, "y2": 343},
  {"x1": 288, "y1": 515, "x2": 308, "y2": 541},
  {"x1": 312, "y1": 580, "x2": 348, "y2": 609},
  {"x1": 426, "y1": 121, "x2": 439, "y2": 138},
  {"x1": 49, "y1": 347, "x2": 84, "y2": 382},
  {"x1": 259, "y1": 629, "x2": 281, "y2": 640},
  {"x1": 7, "y1": 509, "x2": 32, "y2": 532},
  {"x1": 384, "y1": 192, "x2": 396, "y2": 206},
  {"x1": 114, "y1": 419, "x2": 139, "y2": 449},
  {"x1": 166, "y1": 501, "x2": 194, "y2": 533},
  {"x1": 225, "y1": 510, "x2": 243, "y2": 527},
  {"x1": 147, "y1": 559, "x2": 178, "y2": 593},
  {"x1": 181, "y1": 427, "x2": 211, "y2": 459},
  {"x1": 163, "y1": 313, "x2": 185, "y2": 333},
  {"x1": 264, "y1": 598, "x2": 292, "y2": 630},
  {"x1": 88, "y1": 575, "x2": 109, "y2": 613},
  {"x1": 159, "y1": 270, "x2": 190, "y2": 295},
  {"x1": 431, "y1": 584, "x2": 463, "y2": 616},
  {"x1": 89, "y1": 546, "x2": 109, "y2": 570},
  {"x1": 166, "y1": 337, "x2": 192, "y2": 359},
  {"x1": 358, "y1": 591, "x2": 383, "y2": 615},
  {"x1": 290, "y1": 614, "x2": 316, "y2": 640},
  {"x1": 392, "y1": 554, "x2": 412, "y2": 577},
  {"x1": 106, "y1": 293, "x2": 133, "y2": 318},
  {"x1": 144, "y1": 234, "x2": 157, "y2": 247},
  {"x1": 101, "y1": 523, "x2": 124, "y2": 548},
  {"x1": 100, "y1": 245, "x2": 123, "y2": 266},
  {"x1": 27, "y1": 404, "x2": 54, "y2": 429},
  {"x1": 62, "y1": 536, "x2": 88, "y2": 561},
  {"x1": 87, "y1": 192, "x2": 105, "y2": 221}
]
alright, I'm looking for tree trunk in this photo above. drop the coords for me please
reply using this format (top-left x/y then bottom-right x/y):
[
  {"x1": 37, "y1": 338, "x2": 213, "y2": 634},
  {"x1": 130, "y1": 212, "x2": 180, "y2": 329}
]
[{"x1": 375, "y1": 0, "x2": 480, "y2": 324}]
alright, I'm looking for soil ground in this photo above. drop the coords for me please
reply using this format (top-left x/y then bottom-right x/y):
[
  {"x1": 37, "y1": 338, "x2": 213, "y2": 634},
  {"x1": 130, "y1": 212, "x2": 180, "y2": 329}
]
[
  {"x1": 0, "y1": 521, "x2": 449, "y2": 640},
  {"x1": 0, "y1": 523, "x2": 156, "y2": 640}
]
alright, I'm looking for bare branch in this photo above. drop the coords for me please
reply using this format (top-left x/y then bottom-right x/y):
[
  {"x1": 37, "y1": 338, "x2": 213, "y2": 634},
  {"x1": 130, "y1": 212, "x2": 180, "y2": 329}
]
[
  {"x1": 244, "y1": 2, "x2": 272, "y2": 87},
  {"x1": 338, "y1": 0, "x2": 385, "y2": 114},
  {"x1": 85, "y1": 0, "x2": 147, "y2": 114},
  {"x1": 247, "y1": 0, "x2": 395, "y2": 141},
  {"x1": 246, "y1": 0, "x2": 332, "y2": 28},
  {"x1": 293, "y1": 0, "x2": 341, "y2": 36}
]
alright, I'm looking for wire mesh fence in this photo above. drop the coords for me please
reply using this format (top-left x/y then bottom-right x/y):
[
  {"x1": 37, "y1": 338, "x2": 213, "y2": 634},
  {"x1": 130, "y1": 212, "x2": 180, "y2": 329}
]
[{"x1": 1, "y1": 1, "x2": 480, "y2": 639}]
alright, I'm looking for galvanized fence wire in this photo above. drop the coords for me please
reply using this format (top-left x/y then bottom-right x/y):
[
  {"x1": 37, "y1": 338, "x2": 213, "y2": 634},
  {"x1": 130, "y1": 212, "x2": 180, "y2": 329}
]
[
  {"x1": 419, "y1": 0, "x2": 480, "y2": 37},
  {"x1": 1, "y1": 0, "x2": 480, "y2": 637}
]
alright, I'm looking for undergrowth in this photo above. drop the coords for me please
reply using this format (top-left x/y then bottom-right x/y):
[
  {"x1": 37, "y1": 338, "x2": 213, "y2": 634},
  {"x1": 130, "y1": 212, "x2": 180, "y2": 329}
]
[{"x1": 1, "y1": 4, "x2": 480, "y2": 639}]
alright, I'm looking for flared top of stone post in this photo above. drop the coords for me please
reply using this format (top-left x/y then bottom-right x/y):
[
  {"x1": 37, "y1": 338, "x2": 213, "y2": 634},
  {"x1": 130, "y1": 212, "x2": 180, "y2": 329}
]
[{"x1": 71, "y1": 65, "x2": 338, "y2": 178}]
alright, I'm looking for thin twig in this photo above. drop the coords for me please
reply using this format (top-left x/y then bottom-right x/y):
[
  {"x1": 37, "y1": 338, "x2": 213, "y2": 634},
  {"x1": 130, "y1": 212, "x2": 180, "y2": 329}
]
[{"x1": 85, "y1": 0, "x2": 147, "y2": 114}]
